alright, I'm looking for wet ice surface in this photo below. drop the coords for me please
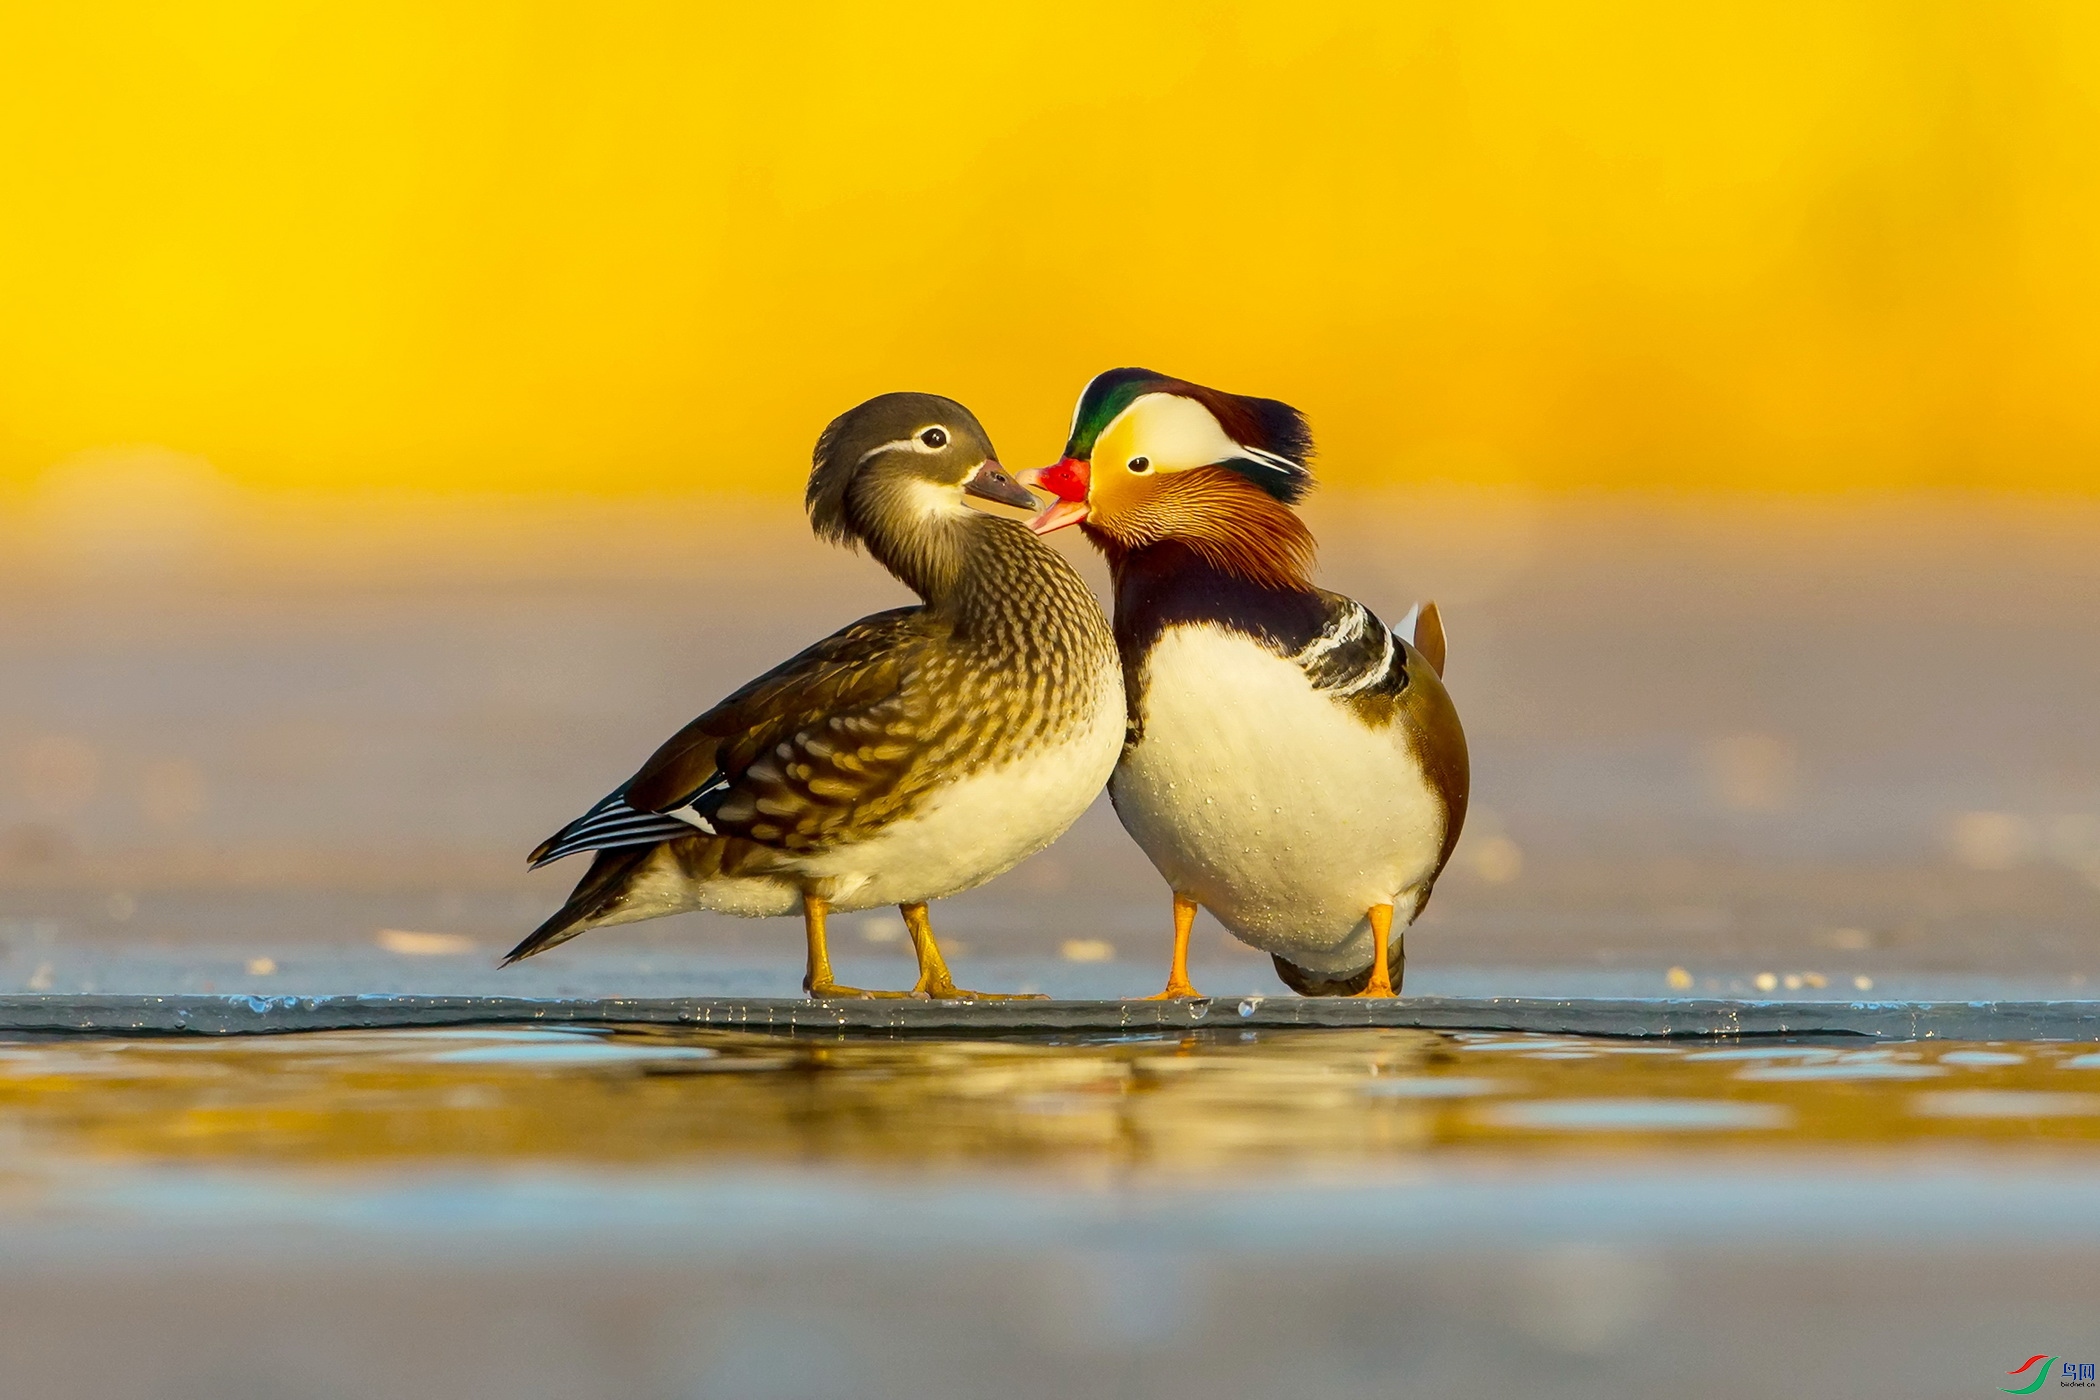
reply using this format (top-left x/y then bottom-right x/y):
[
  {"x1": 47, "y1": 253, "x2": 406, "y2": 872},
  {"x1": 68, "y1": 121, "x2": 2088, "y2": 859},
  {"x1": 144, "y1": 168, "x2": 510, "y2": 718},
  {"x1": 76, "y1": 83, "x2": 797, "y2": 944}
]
[
  {"x1": 4, "y1": 1024, "x2": 2100, "y2": 1393},
  {"x1": 8, "y1": 1025, "x2": 2100, "y2": 1204},
  {"x1": 8, "y1": 943, "x2": 2100, "y2": 1003},
  {"x1": 5, "y1": 1026, "x2": 2100, "y2": 1398},
  {"x1": 1, "y1": 1026, "x2": 2099, "y2": 1244}
]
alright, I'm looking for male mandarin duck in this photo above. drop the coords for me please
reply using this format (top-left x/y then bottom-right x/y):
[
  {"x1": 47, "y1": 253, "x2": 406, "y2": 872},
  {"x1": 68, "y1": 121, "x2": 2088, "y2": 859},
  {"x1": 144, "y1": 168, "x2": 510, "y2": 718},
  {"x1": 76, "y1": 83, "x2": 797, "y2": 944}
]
[
  {"x1": 1027, "y1": 368, "x2": 1467, "y2": 998},
  {"x1": 510, "y1": 393, "x2": 1124, "y2": 998}
]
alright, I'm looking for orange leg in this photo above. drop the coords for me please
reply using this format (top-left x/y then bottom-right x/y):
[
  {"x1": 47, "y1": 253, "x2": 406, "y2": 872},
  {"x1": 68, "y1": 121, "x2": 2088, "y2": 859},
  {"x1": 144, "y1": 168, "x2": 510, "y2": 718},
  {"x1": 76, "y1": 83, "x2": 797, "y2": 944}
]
[
  {"x1": 801, "y1": 893, "x2": 905, "y2": 999},
  {"x1": 1137, "y1": 892, "x2": 1203, "y2": 1000},
  {"x1": 901, "y1": 902, "x2": 1044, "y2": 1000},
  {"x1": 1349, "y1": 903, "x2": 1398, "y2": 998}
]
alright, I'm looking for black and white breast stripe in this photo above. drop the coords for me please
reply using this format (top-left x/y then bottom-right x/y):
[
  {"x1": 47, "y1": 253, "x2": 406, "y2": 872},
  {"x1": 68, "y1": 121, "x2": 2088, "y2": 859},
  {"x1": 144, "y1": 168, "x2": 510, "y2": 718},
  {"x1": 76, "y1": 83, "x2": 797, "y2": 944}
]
[
  {"x1": 1112, "y1": 547, "x2": 1434, "y2": 732},
  {"x1": 1288, "y1": 597, "x2": 1409, "y2": 700},
  {"x1": 530, "y1": 777, "x2": 727, "y2": 868}
]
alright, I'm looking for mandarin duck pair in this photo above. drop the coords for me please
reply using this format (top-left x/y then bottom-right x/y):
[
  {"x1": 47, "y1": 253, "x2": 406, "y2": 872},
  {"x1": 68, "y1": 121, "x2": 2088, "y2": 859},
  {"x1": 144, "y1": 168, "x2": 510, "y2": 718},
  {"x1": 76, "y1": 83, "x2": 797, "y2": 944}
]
[{"x1": 510, "y1": 372, "x2": 1468, "y2": 1000}]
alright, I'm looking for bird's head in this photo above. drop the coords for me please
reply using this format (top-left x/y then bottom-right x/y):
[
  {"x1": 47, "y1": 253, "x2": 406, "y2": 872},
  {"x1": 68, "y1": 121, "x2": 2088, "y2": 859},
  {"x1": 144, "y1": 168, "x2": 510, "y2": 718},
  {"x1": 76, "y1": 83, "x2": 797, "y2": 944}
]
[
  {"x1": 1025, "y1": 368, "x2": 1315, "y2": 589},
  {"x1": 807, "y1": 392, "x2": 1036, "y2": 548}
]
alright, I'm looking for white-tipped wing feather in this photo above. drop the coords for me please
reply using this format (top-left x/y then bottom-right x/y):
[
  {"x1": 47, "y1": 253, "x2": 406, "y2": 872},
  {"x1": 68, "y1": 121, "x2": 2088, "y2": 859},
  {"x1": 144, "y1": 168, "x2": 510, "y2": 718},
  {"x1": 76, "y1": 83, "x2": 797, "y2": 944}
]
[{"x1": 530, "y1": 785, "x2": 719, "y2": 868}]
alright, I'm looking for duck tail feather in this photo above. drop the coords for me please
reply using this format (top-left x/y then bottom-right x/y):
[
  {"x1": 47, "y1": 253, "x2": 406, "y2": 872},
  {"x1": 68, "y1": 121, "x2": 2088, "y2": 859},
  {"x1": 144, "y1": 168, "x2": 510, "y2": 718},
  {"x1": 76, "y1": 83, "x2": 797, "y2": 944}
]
[
  {"x1": 1396, "y1": 599, "x2": 1446, "y2": 678},
  {"x1": 1270, "y1": 954, "x2": 1374, "y2": 997},
  {"x1": 1271, "y1": 934, "x2": 1406, "y2": 997},
  {"x1": 505, "y1": 845, "x2": 659, "y2": 966}
]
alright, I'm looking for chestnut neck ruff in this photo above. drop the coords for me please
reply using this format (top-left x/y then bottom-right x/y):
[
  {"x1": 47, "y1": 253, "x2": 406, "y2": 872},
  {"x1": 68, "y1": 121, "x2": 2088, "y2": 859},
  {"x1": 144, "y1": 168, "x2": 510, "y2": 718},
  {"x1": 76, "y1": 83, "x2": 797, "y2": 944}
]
[{"x1": 1090, "y1": 466, "x2": 1316, "y2": 596}]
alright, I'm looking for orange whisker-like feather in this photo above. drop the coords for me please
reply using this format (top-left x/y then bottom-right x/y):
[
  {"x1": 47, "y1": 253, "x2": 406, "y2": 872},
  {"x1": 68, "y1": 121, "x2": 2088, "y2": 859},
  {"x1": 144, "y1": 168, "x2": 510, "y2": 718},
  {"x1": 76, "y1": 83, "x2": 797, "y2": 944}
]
[{"x1": 1091, "y1": 467, "x2": 1316, "y2": 592}]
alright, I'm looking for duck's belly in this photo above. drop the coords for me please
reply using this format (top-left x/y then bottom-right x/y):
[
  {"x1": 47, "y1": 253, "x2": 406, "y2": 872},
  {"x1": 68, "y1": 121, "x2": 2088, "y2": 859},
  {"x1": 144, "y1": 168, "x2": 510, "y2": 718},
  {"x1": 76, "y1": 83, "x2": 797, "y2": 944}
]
[
  {"x1": 796, "y1": 690, "x2": 1125, "y2": 912},
  {"x1": 580, "y1": 847, "x2": 805, "y2": 922},
  {"x1": 1112, "y1": 627, "x2": 1445, "y2": 971}
]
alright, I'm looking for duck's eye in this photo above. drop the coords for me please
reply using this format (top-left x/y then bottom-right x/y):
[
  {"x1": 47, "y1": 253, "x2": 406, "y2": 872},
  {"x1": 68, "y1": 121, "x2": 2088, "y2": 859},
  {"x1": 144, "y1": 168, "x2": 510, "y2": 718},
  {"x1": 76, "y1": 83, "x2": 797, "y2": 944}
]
[
  {"x1": 1128, "y1": 456, "x2": 1151, "y2": 474},
  {"x1": 920, "y1": 427, "x2": 948, "y2": 449}
]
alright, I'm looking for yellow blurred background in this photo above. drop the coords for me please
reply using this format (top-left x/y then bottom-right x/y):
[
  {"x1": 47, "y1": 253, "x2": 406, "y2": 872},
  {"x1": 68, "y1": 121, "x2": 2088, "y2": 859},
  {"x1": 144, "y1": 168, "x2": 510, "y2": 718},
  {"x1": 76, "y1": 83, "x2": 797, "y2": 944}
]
[{"x1": 2, "y1": 0, "x2": 2096, "y2": 496}]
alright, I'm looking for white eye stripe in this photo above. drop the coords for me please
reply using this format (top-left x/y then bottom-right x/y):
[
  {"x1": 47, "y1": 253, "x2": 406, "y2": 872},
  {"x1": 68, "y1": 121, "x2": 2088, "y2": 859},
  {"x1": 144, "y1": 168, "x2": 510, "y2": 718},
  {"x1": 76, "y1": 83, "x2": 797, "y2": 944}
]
[
  {"x1": 1097, "y1": 393, "x2": 1296, "y2": 474},
  {"x1": 853, "y1": 428, "x2": 952, "y2": 467},
  {"x1": 1238, "y1": 443, "x2": 1309, "y2": 477}
]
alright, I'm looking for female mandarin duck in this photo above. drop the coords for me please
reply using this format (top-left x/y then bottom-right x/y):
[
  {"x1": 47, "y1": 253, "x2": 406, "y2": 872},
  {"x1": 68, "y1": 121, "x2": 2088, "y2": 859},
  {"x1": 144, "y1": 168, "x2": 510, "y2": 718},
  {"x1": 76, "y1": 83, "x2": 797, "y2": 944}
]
[
  {"x1": 1028, "y1": 368, "x2": 1467, "y2": 998},
  {"x1": 511, "y1": 393, "x2": 1124, "y2": 999}
]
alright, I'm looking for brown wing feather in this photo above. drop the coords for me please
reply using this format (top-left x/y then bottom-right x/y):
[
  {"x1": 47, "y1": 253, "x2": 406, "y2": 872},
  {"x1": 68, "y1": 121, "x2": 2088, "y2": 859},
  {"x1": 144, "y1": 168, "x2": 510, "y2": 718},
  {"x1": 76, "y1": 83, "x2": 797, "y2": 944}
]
[{"x1": 623, "y1": 608, "x2": 948, "y2": 852}]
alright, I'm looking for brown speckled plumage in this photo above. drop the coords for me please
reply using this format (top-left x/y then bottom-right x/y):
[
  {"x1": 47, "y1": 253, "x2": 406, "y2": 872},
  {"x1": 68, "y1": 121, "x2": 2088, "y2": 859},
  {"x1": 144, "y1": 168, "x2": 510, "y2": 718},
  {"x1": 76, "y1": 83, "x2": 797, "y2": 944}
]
[
  {"x1": 628, "y1": 518, "x2": 1112, "y2": 856},
  {"x1": 511, "y1": 394, "x2": 1117, "y2": 966}
]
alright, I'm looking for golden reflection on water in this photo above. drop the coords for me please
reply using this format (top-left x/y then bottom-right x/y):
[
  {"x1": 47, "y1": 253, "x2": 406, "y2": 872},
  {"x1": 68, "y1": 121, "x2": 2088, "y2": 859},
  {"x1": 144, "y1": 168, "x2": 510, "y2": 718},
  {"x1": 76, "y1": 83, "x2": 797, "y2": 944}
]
[{"x1": 4, "y1": 1028, "x2": 2100, "y2": 1176}]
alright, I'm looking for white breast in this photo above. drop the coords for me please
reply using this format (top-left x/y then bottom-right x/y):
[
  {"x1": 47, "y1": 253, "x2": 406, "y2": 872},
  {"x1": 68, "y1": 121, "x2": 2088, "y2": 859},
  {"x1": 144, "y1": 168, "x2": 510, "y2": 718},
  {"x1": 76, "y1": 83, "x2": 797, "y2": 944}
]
[
  {"x1": 1111, "y1": 624, "x2": 1446, "y2": 971},
  {"x1": 796, "y1": 664, "x2": 1127, "y2": 912}
]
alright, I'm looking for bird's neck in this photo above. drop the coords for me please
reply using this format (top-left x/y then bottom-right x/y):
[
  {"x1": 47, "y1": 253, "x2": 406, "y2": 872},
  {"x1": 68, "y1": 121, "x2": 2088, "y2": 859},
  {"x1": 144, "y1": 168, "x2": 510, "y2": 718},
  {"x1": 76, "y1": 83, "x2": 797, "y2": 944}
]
[
  {"x1": 1089, "y1": 468, "x2": 1316, "y2": 595},
  {"x1": 865, "y1": 511, "x2": 1093, "y2": 651},
  {"x1": 1109, "y1": 537, "x2": 1325, "y2": 643},
  {"x1": 858, "y1": 504, "x2": 973, "y2": 607}
]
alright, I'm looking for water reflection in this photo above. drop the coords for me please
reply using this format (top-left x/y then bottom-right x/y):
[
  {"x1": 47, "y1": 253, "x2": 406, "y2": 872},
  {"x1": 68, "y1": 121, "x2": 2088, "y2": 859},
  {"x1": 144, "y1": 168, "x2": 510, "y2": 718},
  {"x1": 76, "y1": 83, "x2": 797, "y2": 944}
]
[{"x1": 5, "y1": 1028, "x2": 2100, "y2": 1179}]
